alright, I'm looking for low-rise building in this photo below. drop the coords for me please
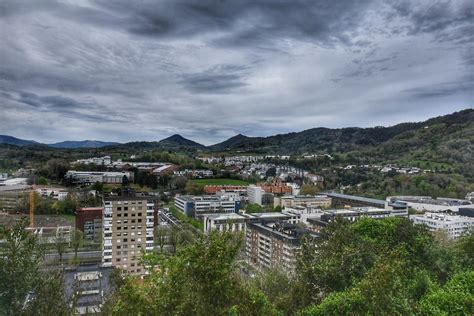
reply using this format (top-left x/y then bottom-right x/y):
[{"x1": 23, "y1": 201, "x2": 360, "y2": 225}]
[
  {"x1": 387, "y1": 196, "x2": 473, "y2": 213},
  {"x1": 327, "y1": 192, "x2": 386, "y2": 208},
  {"x1": 203, "y1": 213, "x2": 247, "y2": 233},
  {"x1": 307, "y1": 207, "x2": 409, "y2": 232},
  {"x1": 276, "y1": 195, "x2": 332, "y2": 208},
  {"x1": 35, "y1": 186, "x2": 69, "y2": 201},
  {"x1": 282, "y1": 206, "x2": 322, "y2": 225},
  {"x1": 0, "y1": 177, "x2": 29, "y2": 186},
  {"x1": 203, "y1": 211, "x2": 291, "y2": 234},
  {"x1": 173, "y1": 169, "x2": 213, "y2": 178},
  {"x1": 76, "y1": 207, "x2": 103, "y2": 241},
  {"x1": 203, "y1": 185, "x2": 247, "y2": 195},
  {"x1": 410, "y1": 212, "x2": 474, "y2": 239},
  {"x1": 65, "y1": 171, "x2": 134, "y2": 185},
  {"x1": 0, "y1": 185, "x2": 31, "y2": 211},
  {"x1": 175, "y1": 195, "x2": 241, "y2": 218}
]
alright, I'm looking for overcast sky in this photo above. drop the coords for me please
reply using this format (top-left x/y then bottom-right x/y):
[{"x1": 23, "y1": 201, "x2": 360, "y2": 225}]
[{"x1": 0, "y1": 0, "x2": 472, "y2": 145}]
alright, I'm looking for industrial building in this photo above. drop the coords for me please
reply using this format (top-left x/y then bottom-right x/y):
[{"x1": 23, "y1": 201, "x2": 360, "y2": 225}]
[
  {"x1": 65, "y1": 171, "x2": 134, "y2": 185},
  {"x1": 326, "y1": 192, "x2": 386, "y2": 208}
]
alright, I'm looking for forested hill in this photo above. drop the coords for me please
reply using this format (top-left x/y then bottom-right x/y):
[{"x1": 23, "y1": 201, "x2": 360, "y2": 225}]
[{"x1": 209, "y1": 109, "x2": 473, "y2": 155}]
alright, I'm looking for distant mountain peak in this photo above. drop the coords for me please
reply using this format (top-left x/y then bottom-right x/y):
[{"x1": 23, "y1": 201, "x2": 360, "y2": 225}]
[
  {"x1": 0, "y1": 135, "x2": 39, "y2": 146},
  {"x1": 158, "y1": 134, "x2": 205, "y2": 148}
]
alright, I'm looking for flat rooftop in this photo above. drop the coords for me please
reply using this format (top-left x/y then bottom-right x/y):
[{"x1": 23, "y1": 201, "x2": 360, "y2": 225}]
[{"x1": 326, "y1": 192, "x2": 386, "y2": 206}]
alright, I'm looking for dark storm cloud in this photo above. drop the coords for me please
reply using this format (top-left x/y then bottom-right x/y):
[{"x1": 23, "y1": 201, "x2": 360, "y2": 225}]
[
  {"x1": 389, "y1": 0, "x2": 474, "y2": 44},
  {"x1": 3, "y1": 90, "x2": 125, "y2": 123},
  {"x1": 0, "y1": 0, "x2": 472, "y2": 144},
  {"x1": 96, "y1": 0, "x2": 374, "y2": 47}
]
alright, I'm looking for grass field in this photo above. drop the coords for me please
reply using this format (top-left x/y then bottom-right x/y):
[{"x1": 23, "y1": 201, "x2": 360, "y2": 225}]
[{"x1": 190, "y1": 178, "x2": 250, "y2": 186}]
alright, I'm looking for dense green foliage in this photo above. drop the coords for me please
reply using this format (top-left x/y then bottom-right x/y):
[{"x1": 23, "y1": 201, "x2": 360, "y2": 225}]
[
  {"x1": 103, "y1": 217, "x2": 473, "y2": 315},
  {"x1": 0, "y1": 219, "x2": 71, "y2": 315}
]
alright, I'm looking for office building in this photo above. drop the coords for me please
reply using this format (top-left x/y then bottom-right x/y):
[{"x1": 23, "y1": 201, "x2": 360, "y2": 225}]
[
  {"x1": 276, "y1": 195, "x2": 332, "y2": 208},
  {"x1": 247, "y1": 185, "x2": 264, "y2": 205},
  {"x1": 410, "y1": 212, "x2": 474, "y2": 239},
  {"x1": 102, "y1": 192, "x2": 154, "y2": 275},
  {"x1": 175, "y1": 195, "x2": 241, "y2": 218}
]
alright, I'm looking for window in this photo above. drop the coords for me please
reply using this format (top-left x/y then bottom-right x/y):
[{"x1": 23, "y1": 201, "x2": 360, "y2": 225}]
[
  {"x1": 117, "y1": 207, "x2": 122, "y2": 211},
  {"x1": 123, "y1": 238, "x2": 128, "y2": 242},
  {"x1": 124, "y1": 207, "x2": 128, "y2": 211}
]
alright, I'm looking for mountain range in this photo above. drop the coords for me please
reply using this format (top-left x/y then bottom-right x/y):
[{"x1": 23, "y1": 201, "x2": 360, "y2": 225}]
[
  {"x1": 0, "y1": 136, "x2": 119, "y2": 149},
  {"x1": 1, "y1": 109, "x2": 472, "y2": 154}
]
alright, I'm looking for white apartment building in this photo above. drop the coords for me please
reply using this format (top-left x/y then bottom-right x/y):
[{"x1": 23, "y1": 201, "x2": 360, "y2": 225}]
[
  {"x1": 247, "y1": 185, "x2": 264, "y2": 205},
  {"x1": 102, "y1": 194, "x2": 154, "y2": 275},
  {"x1": 410, "y1": 213, "x2": 474, "y2": 239}
]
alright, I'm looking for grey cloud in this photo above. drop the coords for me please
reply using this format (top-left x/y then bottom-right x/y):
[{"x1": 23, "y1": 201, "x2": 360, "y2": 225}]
[
  {"x1": 95, "y1": 0, "x2": 375, "y2": 48},
  {"x1": 402, "y1": 78, "x2": 474, "y2": 99},
  {"x1": 179, "y1": 64, "x2": 249, "y2": 94},
  {"x1": 0, "y1": 0, "x2": 472, "y2": 144},
  {"x1": 389, "y1": 0, "x2": 473, "y2": 44}
]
